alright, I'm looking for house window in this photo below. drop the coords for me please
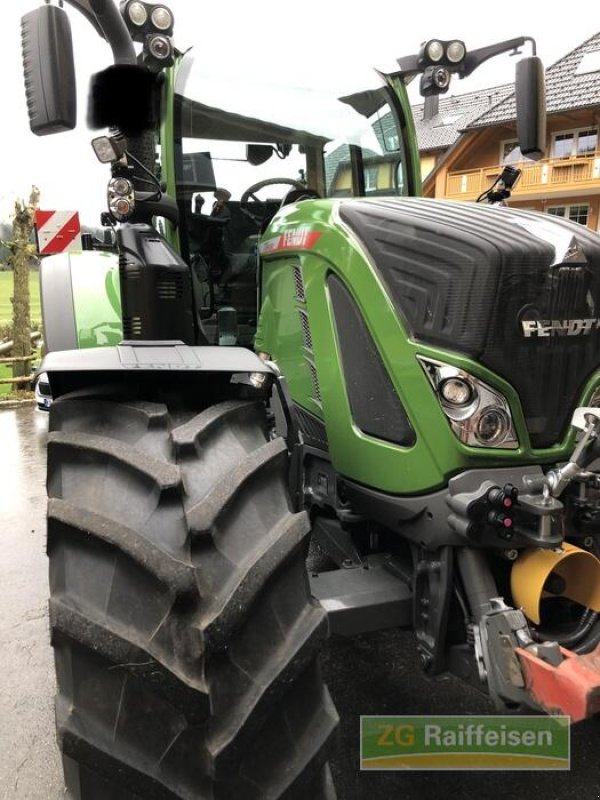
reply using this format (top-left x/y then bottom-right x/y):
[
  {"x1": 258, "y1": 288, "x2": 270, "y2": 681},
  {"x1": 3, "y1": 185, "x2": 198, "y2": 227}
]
[
  {"x1": 578, "y1": 129, "x2": 598, "y2": 156},
  {"x1": 364, "y1": 166, "x2": 378, "y2": 192},
  {"x1": 501, "y1": 139, "x2": 523, "y2": 163},
  {"x1": 547, "y1": 204, "x2": 590, "y2": 226},
  {"x1": 551, "y1": 128, "x2": 598, "y2": 159}
]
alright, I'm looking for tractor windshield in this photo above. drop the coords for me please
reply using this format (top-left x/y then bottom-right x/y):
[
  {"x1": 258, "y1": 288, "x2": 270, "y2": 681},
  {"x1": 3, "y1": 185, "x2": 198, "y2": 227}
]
[{"x1": 173, "y1": 54, "x2": 407, "y2": 259}]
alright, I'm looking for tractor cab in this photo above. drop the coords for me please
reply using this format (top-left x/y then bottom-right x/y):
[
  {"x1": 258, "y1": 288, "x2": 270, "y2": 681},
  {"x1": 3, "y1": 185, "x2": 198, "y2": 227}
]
[{"x1": 171, "y1": 55, "x2": 412, "y2": 344}]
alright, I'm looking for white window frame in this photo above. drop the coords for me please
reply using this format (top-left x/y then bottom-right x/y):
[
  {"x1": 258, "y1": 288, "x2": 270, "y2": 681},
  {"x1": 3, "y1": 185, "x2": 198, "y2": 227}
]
[
  {"x1": 364, "y1": 166, "x2": 378, "y2": 192},
  {"x1": 499, "y1": 138, "x2": 523, "y2": 164},
  {"x1": 546, "y1": 203, "x2": 591, "y2": 226},
  {"x1": 551, "y1": 127, "x2": 598, "y2": 160}
]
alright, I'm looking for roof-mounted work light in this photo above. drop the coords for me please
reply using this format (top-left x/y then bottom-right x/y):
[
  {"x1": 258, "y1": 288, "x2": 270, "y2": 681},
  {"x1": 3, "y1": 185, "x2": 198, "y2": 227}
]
[{"x1": 119, "y1": 2, "x2": 174, "y2": 41}]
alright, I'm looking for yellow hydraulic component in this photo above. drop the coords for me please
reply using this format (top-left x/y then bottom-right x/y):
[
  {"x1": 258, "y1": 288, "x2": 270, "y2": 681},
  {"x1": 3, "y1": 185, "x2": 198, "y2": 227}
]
[{"x1": 511, "y1": 542, "x2": 600, "y2": 624}]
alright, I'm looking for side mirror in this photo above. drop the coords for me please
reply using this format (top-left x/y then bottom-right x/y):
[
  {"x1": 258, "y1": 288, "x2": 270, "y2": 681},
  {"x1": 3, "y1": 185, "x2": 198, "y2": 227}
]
[
  {"x1": 247, "y1": 144, "x2": 274, "y2": 166},
  {"x1": 515, "y1": 56, "x2": 546, "y2": 161},
  {"x1": 21, "y1": 5, "x2": 76, "y2": 135}
]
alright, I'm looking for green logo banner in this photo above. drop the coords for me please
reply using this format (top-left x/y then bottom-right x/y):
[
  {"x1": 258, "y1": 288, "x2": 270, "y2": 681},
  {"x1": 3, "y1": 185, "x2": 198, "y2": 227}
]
[{"x1": 361, "y1": 715, "x2": 570, "y2": 770}]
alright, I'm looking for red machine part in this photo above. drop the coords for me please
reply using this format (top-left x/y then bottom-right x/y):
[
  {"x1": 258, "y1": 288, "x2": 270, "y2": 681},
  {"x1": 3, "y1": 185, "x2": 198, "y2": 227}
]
[{"x1": 516, "y1": 643, "x2": 600, "y2": 722}]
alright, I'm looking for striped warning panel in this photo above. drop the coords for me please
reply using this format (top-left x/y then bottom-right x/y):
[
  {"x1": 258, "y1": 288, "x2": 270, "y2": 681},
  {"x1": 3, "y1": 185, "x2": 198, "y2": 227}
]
[{"x1": 35, "y1": 210, "x2": 82, "y2": 255}]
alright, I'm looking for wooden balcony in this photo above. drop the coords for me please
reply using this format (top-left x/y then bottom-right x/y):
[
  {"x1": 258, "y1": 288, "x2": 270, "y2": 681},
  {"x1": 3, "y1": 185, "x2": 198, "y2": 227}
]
[{"x1": 445, "y1": 155, "x2": 600, "y2": 201}]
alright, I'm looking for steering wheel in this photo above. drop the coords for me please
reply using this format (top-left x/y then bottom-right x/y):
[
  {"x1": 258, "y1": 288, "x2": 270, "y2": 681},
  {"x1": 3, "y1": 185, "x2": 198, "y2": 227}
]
[{"x1": 240, "y1": 177, "x2": 307, "y2": 223}]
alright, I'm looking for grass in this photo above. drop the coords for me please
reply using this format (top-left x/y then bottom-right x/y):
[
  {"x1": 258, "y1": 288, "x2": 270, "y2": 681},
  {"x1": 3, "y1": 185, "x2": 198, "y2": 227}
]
[
  {"x1": 0, "y1": 270, "x2": 42, "y2": 398},
  {"x1": 0, "y1": 270, "x2": 41, "y2": 327}
]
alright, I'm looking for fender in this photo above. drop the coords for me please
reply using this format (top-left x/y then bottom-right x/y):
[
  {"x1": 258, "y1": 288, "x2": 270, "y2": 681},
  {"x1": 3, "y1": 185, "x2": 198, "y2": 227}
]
[
  {"x1": 40, "y1": 250, "x2": 122, "y2": 352},
  {"x1": 39, "y1": 342, "x2": 273, "y2": 400}
]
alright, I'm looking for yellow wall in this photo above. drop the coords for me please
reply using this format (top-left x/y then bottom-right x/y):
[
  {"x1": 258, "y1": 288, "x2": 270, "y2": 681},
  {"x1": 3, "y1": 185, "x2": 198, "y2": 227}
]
[{"x1": 420, "y1": 154, "x2": 437, "y2": 180}]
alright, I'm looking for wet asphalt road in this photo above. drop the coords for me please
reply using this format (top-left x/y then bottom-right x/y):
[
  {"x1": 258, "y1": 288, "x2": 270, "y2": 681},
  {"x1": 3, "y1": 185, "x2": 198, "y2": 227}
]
[
  {"x1": 0, "y1": 407, "x2": 63, "y2": 799},
  {"x1": 1, "y1": 405, "x2": 599, "y2": 799}
]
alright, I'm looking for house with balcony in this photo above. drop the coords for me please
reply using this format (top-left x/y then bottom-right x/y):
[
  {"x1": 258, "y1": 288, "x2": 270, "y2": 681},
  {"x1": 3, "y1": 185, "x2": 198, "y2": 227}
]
[{"x1": 420, "y1": 32, "x2": 600, "y2": 230}]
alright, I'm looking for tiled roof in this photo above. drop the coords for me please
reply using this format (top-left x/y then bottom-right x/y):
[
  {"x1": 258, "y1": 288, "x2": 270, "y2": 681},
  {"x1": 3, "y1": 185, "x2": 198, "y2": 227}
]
[
  {"x1": 468, "y1": 31, "x2": 600, "y2": 128},
  {"x1": 413, "y1": 85, "x2": 513, "y2": 151}
]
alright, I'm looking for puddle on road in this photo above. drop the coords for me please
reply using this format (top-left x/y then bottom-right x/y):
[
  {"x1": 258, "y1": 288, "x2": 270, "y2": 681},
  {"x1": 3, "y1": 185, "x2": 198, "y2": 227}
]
[{"x1": 0, "y1": 407, "x2": 48, "y2": 516}]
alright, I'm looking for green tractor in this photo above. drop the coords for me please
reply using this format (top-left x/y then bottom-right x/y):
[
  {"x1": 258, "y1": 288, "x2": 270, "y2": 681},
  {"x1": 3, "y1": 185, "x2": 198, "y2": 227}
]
[{"x1": 23, "y1": 1, "x2": 600, "y2": 797}]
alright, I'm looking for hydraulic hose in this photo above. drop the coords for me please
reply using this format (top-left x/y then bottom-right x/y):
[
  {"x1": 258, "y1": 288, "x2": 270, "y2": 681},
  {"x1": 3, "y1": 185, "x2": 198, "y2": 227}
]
[
  {"x1": 573, "y1": 615, "x2": 600, "y2": 654},
  {"x1": 535, "y1": 609, "x2": 598, "y2": 648}
]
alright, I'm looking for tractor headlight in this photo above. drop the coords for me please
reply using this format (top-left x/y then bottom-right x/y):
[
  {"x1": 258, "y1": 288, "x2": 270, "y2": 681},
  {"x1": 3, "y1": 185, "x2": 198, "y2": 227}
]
[
  {"x1": 432, "y1": 67, "x2": 451, "y2": 90},
  {"x1": 91, "y1": 135, "x2": 127, "y2": 164},
  {"x1": 127, "y1": 1, "x2": 147, "y2": 26},
  {"x1": 439, "y1": 377, "x2": 474, "y2": 407},
  {"x1": 107, "y1": 176, "x2": 135, "y2": 221},
  {"x1": 425, "y1": 40, "x2": 444, "y2": 62},
  {"x1": 111, "y1": 177, "x2": 133, "y2": 196},
  {"x1": 147, "y1": 33, "x2": 173, "y2": 60},
  {"x1": 150, "y1": 6, "x2": 173, "y2": 31},
  {"x1": 419, "y1": 356, "x2": 519, "y2": 449},
  {"x1": 112, "y1": 198, "x2": 132, "y2": 217},
  {"x1": 446, "y1": 40, "x2": 466, "y2": 64},
  {"x1": 476, "y1": 407, "x2": 510, "y2": 445}
]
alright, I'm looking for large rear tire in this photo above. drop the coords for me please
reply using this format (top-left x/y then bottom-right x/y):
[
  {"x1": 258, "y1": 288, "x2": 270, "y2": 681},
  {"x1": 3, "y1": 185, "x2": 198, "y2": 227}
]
[{"x1": 47, "y1": 389, "x2": 338, "y2": 799}]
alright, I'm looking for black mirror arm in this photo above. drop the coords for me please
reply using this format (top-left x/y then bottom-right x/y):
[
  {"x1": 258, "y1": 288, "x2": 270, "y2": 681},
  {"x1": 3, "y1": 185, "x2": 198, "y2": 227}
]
[
  {"x1": 459, "y1": 37, "x2": 537, "y2": 78},
  {"x1": 63, "y1": 0, "x2": 137, "y2": 65},
  {"x1": 394, "y1": 37, "x2": 537, "y2": 81}
]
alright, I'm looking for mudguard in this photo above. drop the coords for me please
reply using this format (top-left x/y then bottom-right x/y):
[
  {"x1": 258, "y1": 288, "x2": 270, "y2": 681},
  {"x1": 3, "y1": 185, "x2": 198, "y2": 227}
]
[
  {"x1": 39, "y1": 342, "x2": 273, "y2": 400},
  {"x1": 40, "y1": 250, "x2": 122, "y2": 352}
]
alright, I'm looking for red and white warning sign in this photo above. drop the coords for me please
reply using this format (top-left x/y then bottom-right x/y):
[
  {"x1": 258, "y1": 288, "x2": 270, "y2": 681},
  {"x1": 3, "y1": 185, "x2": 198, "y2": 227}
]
[{"x1": 35, "y1": 210, "x2": 82, "y2": 255}]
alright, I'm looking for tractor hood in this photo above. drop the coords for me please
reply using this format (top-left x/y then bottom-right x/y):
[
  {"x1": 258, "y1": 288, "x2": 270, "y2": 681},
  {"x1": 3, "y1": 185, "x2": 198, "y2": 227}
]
[{"x1": 338, "y1": 197, "x2": 600, "y2": 448}]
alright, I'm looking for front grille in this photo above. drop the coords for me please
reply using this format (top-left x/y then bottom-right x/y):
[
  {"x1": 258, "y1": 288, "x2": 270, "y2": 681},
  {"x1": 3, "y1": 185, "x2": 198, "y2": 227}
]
[{"x1": 548, "y1": 265, "x2": 588, "y2": 317}]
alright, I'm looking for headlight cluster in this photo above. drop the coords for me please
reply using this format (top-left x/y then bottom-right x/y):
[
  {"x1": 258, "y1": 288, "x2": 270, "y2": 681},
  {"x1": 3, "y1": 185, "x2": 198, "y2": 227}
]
[
  {"x1": 120, "y1": 2, "x2": 175, "y2": 69},
  {"x1": 418, "y1": 39, "x2": 467, "y2": 96},
  {"x1": 420, "y1": 39, "x2": 466, "y2": 67},
  {"x1": 107, "y1": 176, "x2": 135, "y2": 221},
  {"x1": 419, "y1": 356, "x2": 519, "y2": 449}
]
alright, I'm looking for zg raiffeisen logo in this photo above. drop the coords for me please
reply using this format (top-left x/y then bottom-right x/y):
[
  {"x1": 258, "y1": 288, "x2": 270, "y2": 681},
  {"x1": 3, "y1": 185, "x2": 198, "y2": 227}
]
[{"x1": 360, "y1": 716, "x2": 570, "y2": 770}]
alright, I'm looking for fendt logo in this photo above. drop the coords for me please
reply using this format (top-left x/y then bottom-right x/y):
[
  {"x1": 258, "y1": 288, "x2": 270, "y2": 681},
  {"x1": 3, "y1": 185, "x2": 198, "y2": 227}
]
[{"x1": 521, "y1": 318, "x2": 600, "y2": 337}]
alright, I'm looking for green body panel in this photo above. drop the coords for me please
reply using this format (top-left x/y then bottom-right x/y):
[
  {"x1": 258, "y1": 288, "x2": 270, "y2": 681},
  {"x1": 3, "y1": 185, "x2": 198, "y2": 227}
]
[
  {"x1": 70, "y1": 252, "x2": 122, "y2": 348},
  {"x1": 257, "y1": 257, "x2": 320, "y2": 415},
  {"x1": 258, "y1": 199, "x2": 600, "y2": 495}
]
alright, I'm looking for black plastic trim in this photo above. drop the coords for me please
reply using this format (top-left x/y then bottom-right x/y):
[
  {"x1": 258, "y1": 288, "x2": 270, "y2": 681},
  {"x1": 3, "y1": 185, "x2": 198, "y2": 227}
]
[
  {"x1": 293, "y1": 404, "x2": 328, "y2": 452},
  {"x1": 328, "y1": 273, "x2": 416, "y2": 447},
  {"x1": 40, "y1": 344, "x2": 272, "y2": 375}
]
